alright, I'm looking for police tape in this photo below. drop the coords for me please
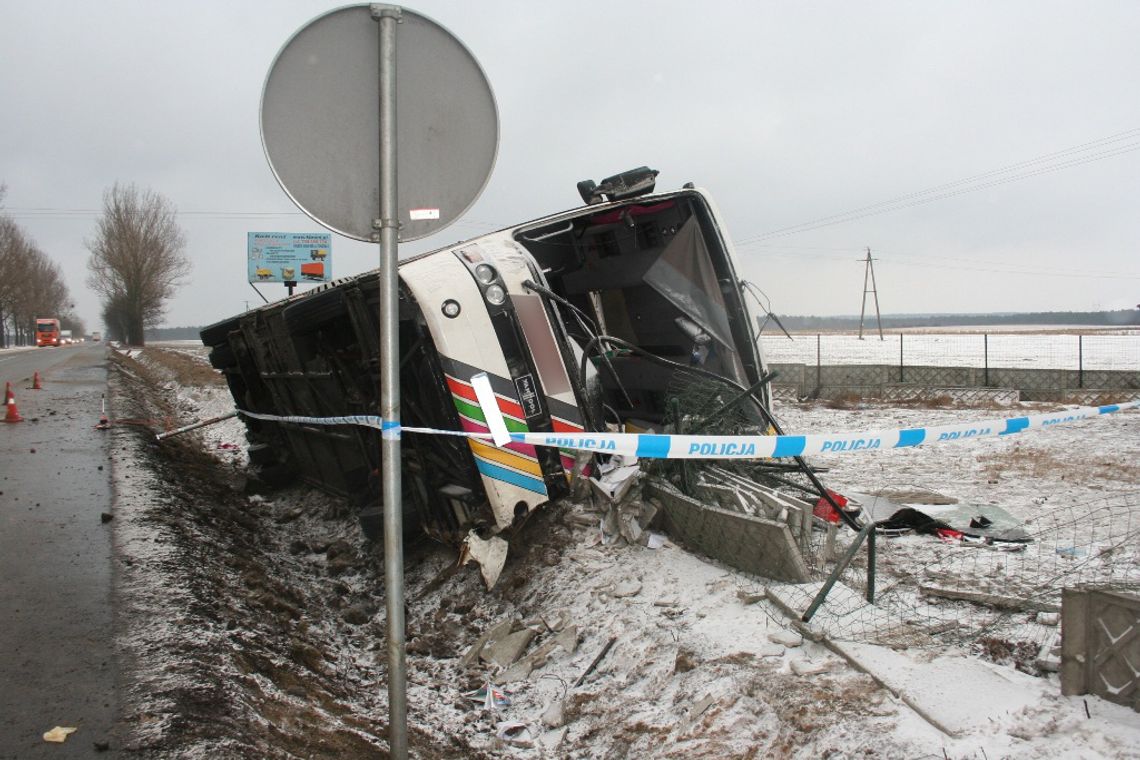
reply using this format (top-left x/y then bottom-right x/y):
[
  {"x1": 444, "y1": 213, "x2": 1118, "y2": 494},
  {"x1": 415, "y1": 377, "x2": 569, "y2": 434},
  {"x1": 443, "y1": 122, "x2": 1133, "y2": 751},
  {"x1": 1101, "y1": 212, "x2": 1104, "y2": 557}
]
[
  {"x1": 236, "y1": 410, "x2": 477, "y2": 440},
  {"x1": 236, "y1": 399, "x2": 1140, "y2": 460}
]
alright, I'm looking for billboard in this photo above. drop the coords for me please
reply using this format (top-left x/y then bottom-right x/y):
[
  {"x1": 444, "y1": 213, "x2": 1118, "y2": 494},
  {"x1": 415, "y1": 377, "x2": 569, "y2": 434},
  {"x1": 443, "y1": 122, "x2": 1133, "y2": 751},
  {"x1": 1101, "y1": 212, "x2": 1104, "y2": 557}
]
[{"x1": 248, "y1": 232, "x2": 332, "y2": 284}]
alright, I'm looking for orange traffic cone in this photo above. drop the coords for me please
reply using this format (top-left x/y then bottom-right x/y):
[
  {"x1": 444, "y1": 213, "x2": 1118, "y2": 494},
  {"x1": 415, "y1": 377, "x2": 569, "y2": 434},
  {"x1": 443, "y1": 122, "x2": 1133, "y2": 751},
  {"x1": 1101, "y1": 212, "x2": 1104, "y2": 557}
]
[
  {"x1": 31, "y1": 371, "x2": 42, "y2": 390},
  {"x1": 4, "y1": 382, "x2": 24, "y2": 423}
]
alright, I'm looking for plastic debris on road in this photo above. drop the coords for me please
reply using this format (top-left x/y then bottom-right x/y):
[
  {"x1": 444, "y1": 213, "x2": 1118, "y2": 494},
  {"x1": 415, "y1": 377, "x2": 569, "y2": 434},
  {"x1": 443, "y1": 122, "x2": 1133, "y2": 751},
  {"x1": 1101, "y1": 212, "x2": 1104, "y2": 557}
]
[
  {"x1": 43, "y1": 726, "x2": 78, "y2": 743},
  {"x1": 466, "y1": 683, "x2": 511, "y2": 711}
]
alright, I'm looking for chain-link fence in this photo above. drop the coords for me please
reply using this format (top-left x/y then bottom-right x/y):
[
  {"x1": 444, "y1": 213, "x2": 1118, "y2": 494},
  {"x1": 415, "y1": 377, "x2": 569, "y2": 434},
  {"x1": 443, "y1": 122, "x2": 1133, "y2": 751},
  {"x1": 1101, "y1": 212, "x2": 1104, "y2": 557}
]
[
  {"x1": 756, "y1": 493, "x2": 1140, "y2": 673},
  {"x1": 761, "y1": 332, "x2": 1140, "y2": 398},
  {"x1": 761, "y1": 332, "x2": 1140, "y2": 371}
]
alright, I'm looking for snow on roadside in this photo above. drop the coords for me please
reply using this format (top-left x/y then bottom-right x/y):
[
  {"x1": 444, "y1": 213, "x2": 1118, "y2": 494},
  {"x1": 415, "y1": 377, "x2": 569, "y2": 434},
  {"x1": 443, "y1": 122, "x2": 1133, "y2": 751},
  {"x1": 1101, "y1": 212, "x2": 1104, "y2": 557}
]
[{"x1": 113, "y1": 343, "x2": 1140, "y2": 758}]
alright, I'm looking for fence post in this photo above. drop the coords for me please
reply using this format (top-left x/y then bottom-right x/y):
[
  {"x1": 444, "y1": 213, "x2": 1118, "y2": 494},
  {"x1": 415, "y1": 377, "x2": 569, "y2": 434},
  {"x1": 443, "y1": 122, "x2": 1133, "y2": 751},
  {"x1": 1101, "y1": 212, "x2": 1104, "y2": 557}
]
[
  {"x1": 899, "y1": 333, "x2": 904, "y2": 383},
  {"x1": 866, "y1": 528, "x2": 877, "y2": 604},
  {"x1": 1078, "y1": 335, "x2": 1084, "y2": 389},
  {"x1": 816, "y1": 334, "x2": 821, "y2": 392},
  {"x1": 984, "y1": 333, "x2": 989, "y2": 387},
  {"x1": 803, "y1": 521, "x2": 875, "y2": 623}
]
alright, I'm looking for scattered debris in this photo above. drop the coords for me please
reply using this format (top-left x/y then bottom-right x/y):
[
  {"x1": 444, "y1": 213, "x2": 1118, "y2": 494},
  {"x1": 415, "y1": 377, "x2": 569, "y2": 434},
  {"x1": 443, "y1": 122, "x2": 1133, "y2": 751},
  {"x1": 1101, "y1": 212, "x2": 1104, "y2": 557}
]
[
  {"x1": 495, "y1": 720, "x2": 533, "y2": 747},
  {"x1": 540, "y1": 699, "x2": 565, "y2": 728},
  {"x1": 43, "y1": 726, "x2": 78, "y2": 743},
  {"x1": 541, "y1": 609, "x2": 570, "y2": 632},
  {"x1": 768, "y1": 630, "x2": 803, "y2": 648},
  {"x1": 590, "y1": 456, "x2": 642, "y2": 504},
  {"x1": 756, "y1": 643, "x2": 787, "y2": 658},
  {"x1": 687, "y1": 693, "x2": 718, "y2": 726},
  {"x1": 499, "y1": 624, "x2": 579, "y2": 683},
  {"x1": 611, "y1": 579, "x2": 642, "y2": 598},
  {"x1": 1036, "y1": 631, "x2": 1062, "y2": 673},
  {"x1": 484, "y1": 628, "x2": 537, "y2": 669},
  {"x1": 790, "y1": 659, "x2": 834, "y2": 676},
  {"x1": 574, "y1": 635, "x2": 617, "y2": 687},
  {"x1": 460, "y1": 531, "x2": 509, "y2": 590},
  {"x1": 737, "y1": 589, "x2": 766, "y2": 605},
  {"x1": 461, "y1": 617, "x2": 516, "y2": 668},
  {"x1": 465, "y1": 683, "x2": 511, "y2": 711}
]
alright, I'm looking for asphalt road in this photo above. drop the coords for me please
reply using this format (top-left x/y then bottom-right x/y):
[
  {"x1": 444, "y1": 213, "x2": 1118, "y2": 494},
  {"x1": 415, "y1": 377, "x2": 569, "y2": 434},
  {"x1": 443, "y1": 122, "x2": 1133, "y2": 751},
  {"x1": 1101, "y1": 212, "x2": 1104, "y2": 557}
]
[{"x1": 0, "y1": 344, "x2": 118, "y2": 757}]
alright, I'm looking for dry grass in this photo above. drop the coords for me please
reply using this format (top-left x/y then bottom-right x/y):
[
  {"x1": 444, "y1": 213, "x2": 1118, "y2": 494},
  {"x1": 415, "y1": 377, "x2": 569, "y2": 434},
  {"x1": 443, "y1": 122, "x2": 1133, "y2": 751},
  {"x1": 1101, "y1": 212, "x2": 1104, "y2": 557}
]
[
  {"x1": 979, "y1": 444, "x2": 1140, "y2": 485},
  {"x1": 143, "y1": 347, "x2": 226, "y2": 387},
  {"x1": 893, "y1": 394, "x2": 955, "y2": 408},
  {"x1": 823, "y1": 392, "x2": 863, "y2": 410},
  {"x1": 866, "y1": 487, "x2": 958, "y2": 505}
]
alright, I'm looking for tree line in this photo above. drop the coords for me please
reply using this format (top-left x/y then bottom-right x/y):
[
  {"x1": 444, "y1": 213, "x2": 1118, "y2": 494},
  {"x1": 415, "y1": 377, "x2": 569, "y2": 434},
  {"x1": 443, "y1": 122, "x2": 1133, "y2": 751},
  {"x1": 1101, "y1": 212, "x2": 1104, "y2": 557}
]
[
  {"x1": 0, "y1": 185, "x2": 81, "y2": 346},
  {"x1": 0, "y1": 181, "x2": 189, "y2": 347}
]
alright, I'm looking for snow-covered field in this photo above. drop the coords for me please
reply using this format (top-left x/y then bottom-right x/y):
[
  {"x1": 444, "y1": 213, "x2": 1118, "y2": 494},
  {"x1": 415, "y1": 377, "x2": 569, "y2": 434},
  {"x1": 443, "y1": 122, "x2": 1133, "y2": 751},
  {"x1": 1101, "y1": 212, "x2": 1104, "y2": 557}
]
[
  {"x1": 109, "y1": 343, "x2": 1140, "y2": 758},
  {"x1": 760, "y1": 329, "x2": 1140, "y2": 371}
]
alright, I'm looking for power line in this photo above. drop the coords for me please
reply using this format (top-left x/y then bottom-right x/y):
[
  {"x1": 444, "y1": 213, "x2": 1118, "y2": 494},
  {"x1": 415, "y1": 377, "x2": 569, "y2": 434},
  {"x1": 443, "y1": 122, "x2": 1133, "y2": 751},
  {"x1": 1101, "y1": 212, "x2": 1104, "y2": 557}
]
[
  {"x1": 750, "y1": 127, "x2": 1140, "y2": 240},
  {"x1": 745, "y1": 141, "x2": 1140, "y2": 242},
  {"x1": 882, "y1": 257, "x2": 1140, "y2": 281},
  {"x1": 747, "y1": 243, "x2": 1140, "y2": 279},
  {"x1": 753, "y1": 248, "x2": 1140, "y2": 280},
  {"x1": 738, "y1": 127, "x2": 1140, "y2": 243}
]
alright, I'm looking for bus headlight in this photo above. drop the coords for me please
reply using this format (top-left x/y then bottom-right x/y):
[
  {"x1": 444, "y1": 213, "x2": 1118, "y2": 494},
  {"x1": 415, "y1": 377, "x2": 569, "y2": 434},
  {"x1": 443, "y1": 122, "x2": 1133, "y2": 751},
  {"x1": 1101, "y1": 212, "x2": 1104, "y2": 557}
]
[
  {"x1": 474, "y1": 264, "x2": 497, "y2": 285},
  {"x1": 483, "y1": 284, "x2": 507, "y2": 306}
]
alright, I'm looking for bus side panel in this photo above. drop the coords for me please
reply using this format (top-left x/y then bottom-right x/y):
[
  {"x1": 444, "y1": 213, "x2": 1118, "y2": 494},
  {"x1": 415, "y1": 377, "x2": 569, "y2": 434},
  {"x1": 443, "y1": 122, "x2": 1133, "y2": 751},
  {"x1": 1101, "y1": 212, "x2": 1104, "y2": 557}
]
[{"x1": 400, "y1": 253, "x2": 551, "y2": 529}]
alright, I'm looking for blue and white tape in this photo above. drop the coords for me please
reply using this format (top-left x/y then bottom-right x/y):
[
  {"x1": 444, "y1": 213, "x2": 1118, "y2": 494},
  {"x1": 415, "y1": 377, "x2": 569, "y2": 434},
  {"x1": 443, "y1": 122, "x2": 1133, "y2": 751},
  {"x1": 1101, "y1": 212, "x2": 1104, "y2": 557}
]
[
  {"x1": 237, "y1": 400, "x2": 1139, "y2": 460},
  {"x1": 508, "y1": 400, "x2": 1140, "y2": 458}
]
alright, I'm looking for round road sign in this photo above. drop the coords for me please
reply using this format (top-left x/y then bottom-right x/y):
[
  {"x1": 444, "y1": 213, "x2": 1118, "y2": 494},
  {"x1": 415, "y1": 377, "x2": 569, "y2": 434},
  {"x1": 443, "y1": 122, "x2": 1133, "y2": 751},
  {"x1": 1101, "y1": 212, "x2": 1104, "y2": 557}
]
[{"x1": 261, "y1": 5, "x2": 499, "y2": 242}]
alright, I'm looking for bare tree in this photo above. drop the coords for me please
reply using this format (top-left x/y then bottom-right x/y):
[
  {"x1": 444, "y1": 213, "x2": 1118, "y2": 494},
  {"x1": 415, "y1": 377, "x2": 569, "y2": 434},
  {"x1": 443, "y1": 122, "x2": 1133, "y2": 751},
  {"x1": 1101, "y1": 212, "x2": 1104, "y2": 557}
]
[{"x1": 86, "y1": 182, "x2": 189, "y2": 346}]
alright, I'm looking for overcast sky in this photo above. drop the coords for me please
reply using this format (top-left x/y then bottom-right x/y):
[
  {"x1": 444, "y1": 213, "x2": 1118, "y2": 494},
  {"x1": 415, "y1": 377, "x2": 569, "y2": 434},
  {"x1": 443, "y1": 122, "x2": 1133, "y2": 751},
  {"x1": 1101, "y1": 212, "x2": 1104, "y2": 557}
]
[{"x1": 2, "y1": 1, "x2": 1138, "y2": 330}]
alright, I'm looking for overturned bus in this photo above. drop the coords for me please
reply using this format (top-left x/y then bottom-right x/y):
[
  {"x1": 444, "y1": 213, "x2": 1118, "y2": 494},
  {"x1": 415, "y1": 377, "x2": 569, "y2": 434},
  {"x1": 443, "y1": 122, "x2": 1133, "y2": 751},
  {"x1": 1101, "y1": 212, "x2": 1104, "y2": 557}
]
[{"x1": 202, "y1": 170, "x2": 796, "y2": 549}]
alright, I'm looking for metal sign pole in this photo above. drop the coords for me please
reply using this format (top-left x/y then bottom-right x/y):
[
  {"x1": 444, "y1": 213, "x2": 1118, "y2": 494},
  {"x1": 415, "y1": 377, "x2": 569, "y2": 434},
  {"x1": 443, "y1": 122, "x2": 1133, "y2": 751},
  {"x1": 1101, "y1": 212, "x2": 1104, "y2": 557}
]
[
  {"x1": 261, "y1": 10, "x2": 496, "y2": 750},
  {"x1": 373, "y1": 5, "x2": 407, "y2": 758}
]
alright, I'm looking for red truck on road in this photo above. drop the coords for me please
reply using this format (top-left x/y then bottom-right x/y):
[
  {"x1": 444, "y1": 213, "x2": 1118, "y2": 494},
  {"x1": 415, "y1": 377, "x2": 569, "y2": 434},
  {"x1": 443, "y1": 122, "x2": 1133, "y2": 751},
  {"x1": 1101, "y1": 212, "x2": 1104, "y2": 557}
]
[{"x1": 35, "y1": 317, "x2": 61, "y2": 347}]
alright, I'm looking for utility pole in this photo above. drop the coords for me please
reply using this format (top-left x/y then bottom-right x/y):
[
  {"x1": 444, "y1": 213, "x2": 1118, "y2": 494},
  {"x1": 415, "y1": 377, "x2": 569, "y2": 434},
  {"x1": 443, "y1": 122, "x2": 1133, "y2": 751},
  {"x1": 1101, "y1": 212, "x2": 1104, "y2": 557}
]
[{"x1": 858, "y1": 247, "x2": 883, "y2": 341}]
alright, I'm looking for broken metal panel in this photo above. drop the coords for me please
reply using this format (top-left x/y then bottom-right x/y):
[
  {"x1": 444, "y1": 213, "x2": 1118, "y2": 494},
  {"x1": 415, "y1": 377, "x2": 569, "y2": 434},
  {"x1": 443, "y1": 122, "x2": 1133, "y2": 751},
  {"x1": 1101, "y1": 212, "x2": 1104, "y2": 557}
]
[
  {"x1": 646, "y1": 480, "x2": 811, "y2": 583},
  {"x1": 693, "y1": 467, "x2": 820, "y2": 559}
]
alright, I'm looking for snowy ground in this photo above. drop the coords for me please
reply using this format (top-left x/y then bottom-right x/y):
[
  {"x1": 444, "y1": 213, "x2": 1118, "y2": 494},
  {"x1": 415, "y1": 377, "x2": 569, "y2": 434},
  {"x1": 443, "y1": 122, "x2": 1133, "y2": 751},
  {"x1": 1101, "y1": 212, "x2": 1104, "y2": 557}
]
[{"x1": 107, "y1": 343, "x2": 1140, "y2": 758}]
